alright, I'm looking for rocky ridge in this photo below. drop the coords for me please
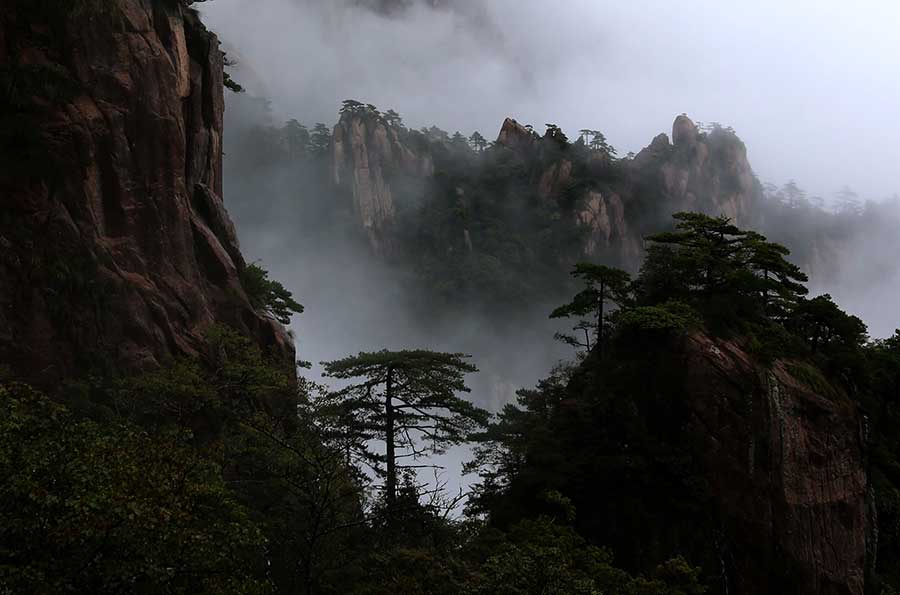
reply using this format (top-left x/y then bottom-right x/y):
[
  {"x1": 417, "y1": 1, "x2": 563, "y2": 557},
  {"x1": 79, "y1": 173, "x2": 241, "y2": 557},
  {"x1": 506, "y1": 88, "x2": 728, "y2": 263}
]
[{"x1": 332, "y1": 112, "x2": 761, "y2": 268}]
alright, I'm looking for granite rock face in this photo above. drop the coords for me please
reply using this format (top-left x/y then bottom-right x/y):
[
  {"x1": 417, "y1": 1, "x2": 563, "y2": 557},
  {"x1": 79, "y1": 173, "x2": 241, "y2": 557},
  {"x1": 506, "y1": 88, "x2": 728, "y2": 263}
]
[
  {"x1": 0, "y1": 0, "x2": 293, "y2": 388},
  {"x1": 632, "y1": 115, "x2": 759, "y2": 227},
  {"x1": 331, "y1": 113, "x2": 761, "y2": 268},
  {"x1": 332, "y1": 110, "x2": 433, "y2": 253},
  {"x1": 683, "y1": 334, "x2": 867, "y2": 595},
  {"x1": 496, "y1": 117, "x2": 535, "y2": 153}
]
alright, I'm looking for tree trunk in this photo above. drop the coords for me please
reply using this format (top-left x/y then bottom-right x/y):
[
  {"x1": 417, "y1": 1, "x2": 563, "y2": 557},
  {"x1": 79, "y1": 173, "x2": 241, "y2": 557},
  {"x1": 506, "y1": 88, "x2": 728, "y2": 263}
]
[
  {"x1": 385, "y1": 366, "x2": 396, "y2": 508},
  {"x1": 598, "y1": 279, "x2": 605, "y2": 359}
]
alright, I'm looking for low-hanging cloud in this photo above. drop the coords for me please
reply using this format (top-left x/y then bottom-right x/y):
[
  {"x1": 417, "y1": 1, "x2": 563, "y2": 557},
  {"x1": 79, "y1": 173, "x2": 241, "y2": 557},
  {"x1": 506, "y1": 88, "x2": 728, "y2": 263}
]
[
  {"x1": 202, "y1": 0, "x2": 899, "y2": 502},
  {"x1": 203, "y1": 0, "x2": 900, "y2": 361},
  {"x1": 202, "y1": 0, "x2": 898, "y2": 200}
]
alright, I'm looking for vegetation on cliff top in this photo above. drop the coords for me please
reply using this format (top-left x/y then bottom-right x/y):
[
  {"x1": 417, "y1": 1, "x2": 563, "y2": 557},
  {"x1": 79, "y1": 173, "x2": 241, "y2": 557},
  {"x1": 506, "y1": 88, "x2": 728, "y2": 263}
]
[{"x1": 4, "y1": 211, "x2": 900, "y2": 593}]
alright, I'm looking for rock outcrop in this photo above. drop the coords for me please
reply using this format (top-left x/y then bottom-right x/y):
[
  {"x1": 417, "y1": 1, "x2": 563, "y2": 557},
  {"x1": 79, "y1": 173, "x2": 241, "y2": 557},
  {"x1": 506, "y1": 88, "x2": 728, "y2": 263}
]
[
  {"x1": 496, "y1": 117, "x2": 535, "y2": 154},
  {"x1": 0, "y1": 0, "x2": 293, "y2": 389},
  {"x1": 332, "y1": 110, "x2": 433, "y2": 252},
  {"x1": 537, "y1": 159, "x2": 573, "y2": 200},
  {"x1": 577, "y1": 190, "x2": 639, "y2": 261},
  {"x1": 329, "y1": 113, "x2": 760, "y2": 267},
  {"x1": 632, "y1": 114, "x2": 759, "y2": 227},
  {"x1": 683, "y1": 334, "x2": 867, "y2": 595}
]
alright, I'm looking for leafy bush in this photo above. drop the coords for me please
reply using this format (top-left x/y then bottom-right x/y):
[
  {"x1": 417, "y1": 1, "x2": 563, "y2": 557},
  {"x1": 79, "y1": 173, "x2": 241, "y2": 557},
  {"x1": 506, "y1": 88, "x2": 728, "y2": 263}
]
[{"x1": 0, "y1": 382, "x2": 268, "y2": 594}]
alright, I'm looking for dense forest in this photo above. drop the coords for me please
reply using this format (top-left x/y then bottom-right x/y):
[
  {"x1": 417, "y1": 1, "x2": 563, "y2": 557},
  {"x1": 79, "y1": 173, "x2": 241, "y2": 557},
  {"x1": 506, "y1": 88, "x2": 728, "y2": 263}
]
[{"x1": 4, "y1": 210, "x2": 900, "y2": 593}]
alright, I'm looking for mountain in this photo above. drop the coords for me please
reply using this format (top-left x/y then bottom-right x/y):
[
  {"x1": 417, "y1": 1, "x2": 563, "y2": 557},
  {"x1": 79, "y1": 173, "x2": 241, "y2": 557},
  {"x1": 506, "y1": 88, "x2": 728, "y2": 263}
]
[
  {"x1": 2, "y1": 3, "x2": 893, "y2": 592},
  {"x1": 0, "y1": 0, "x2": 293, "y2": 389},
  {"x1": 329, "y1": 107, "x2": 763, "y2": 293},
  {"x1": 484, "y1": 327, "x2": 871, "y2": 594}
]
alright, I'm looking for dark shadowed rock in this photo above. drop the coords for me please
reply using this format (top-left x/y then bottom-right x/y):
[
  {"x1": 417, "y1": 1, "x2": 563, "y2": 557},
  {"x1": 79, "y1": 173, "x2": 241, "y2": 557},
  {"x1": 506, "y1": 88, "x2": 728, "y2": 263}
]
[{"x1": 0, "y1": 0, "x2": 293, "y2": 389}]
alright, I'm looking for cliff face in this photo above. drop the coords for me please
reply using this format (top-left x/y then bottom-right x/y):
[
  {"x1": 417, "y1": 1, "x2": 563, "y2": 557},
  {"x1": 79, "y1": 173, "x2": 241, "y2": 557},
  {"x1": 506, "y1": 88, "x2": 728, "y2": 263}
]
[
  {"x1": 332, "y1": 110, "x2": 433, "y2": 252},
  {"x1": 495, "y1": 117, "x2": 643, "y2": 265},
  {"x1": 683, "y1": 334, "x2": 866, "y2": 595},
  {"x1": 332, "y1": 113, "x2": 760, "y2": 268},
  {"x1": 0, "y1": 1, "x2": 292, "y2": 388},
  {"x1": 631, "y1": 115, "x2": 759, "y2": 227}
]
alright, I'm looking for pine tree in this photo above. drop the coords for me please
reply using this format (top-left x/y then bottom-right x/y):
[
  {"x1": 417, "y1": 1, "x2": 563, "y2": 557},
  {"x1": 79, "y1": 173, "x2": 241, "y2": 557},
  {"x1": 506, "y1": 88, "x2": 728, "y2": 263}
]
[
  {"x1": 309, "y1": 123, "x2": 332, "y2": 157},
  {"x1": 551, "y1": 263, "x2": 632, "y2": 357},
  {"x1": 643, "y1": 212, "x2": 808, "y2": 328},
  {"x1": 283, "y1": 119, "x2": 310, "y2": 160},
  {"x1": 340, "y1": 99, "x2": 366, "y2": 115},
  {"x1": 322, "y1": 350, "x2": 487, "y2": 509},
  {"x1": 383, "y1": 109, "x2": 403, "y2": 128},
  {"x1": 835, "y1": 186, "x2": 862, "y2": 215},
  {"x1": 544, "y1": 123, "x2": 569, "y2": 144},
  {"x1": 468, "y1": 131, "x2": 487, "y2": 152}
]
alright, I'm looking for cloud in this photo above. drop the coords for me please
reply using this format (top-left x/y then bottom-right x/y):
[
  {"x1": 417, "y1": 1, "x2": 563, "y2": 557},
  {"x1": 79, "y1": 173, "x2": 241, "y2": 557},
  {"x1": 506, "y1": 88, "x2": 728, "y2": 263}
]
[
  {"x1": 202, "y1": 1, "x2": 900, "y2": 500},
  {"x1": 203, "y1": 0, "x2": 898, "y2": 200}
]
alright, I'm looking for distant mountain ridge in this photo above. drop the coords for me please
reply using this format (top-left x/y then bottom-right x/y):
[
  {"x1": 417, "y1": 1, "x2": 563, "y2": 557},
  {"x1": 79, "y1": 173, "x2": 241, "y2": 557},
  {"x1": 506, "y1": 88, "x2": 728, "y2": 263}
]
[{"x1": 331, "y1": 108, "x2": 763, "y2": 271}]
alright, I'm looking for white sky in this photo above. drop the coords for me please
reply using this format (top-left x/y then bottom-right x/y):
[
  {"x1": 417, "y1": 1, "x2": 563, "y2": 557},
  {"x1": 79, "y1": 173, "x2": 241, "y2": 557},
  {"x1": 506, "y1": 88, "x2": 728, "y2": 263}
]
[
  {"x1": 201, "y1": 2, "x2": 899, "y2": 496},
  {"x1": 202, "y1": 0, "x2": 900, "y2": 200}
]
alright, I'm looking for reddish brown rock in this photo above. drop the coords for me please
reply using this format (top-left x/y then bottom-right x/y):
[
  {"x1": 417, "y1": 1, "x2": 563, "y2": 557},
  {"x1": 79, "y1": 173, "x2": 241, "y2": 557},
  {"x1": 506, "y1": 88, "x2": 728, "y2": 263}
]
[
  {"x1": 576, "y1": 190, "x2": 640, "y2": 263},
  {"x1": 683, "y1": 334, "x2": 867, "y2": 594},
  {"x1": 0, "y1": 1, "x2": 293, "y2": 389},
  {"x1": 496, "y1": 117, "x2": 535, "y2": 153},
  {"x1": 537, "y1": 159, "x2": 573, "y2": 199}
]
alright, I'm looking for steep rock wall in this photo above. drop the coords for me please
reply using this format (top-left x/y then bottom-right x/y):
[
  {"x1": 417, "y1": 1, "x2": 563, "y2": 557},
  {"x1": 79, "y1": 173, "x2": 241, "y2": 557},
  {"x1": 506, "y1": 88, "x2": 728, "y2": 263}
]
[
  {"x1": 332, "y1": 111, "x2": 433, "y2": 252},
  {"x1": 683, "y1": 334, "x2": 867, "y2": 594},
  {"x1": 631, "y1": 115, "x2": 759, "y2": 227},
  {"x1": 0, "y1": 0, "x2": 292, "y2": 388}
]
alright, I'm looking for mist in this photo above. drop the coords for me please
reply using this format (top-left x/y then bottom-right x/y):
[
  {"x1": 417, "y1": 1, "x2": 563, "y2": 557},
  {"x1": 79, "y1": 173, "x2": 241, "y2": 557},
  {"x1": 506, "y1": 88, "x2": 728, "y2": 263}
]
[
  {"x1": 201, "y1": 0, "x2": 900, "y2": 413},
  {"x1": 202, "y1": 0, "x2": 899, "y2": 201},
  {"x1": 815, "y1": 198, "x2": 900, "y2": 339}
]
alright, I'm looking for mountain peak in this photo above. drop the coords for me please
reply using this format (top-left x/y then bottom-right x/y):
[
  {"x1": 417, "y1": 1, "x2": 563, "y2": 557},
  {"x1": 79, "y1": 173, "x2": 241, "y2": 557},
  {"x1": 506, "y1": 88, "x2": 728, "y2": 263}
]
[
  {"x1": 673, "y1": 113, "x2": 699, "y2": 146},
  {"x1": 496, "y1": 117, "x2": 534, "y2": 151}
]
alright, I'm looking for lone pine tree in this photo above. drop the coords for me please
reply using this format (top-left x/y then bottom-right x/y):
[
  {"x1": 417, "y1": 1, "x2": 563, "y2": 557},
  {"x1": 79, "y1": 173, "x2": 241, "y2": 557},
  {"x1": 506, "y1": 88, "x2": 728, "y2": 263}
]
[{"x1": 322, "y1": 350, "x2": 488, "y2": 510}]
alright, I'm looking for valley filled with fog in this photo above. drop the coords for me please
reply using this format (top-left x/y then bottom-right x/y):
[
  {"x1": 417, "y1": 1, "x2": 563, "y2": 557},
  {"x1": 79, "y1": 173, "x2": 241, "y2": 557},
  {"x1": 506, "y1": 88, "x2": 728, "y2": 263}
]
[{"x1": 202, "y1": 0, "x2": 900, "y2": 403}]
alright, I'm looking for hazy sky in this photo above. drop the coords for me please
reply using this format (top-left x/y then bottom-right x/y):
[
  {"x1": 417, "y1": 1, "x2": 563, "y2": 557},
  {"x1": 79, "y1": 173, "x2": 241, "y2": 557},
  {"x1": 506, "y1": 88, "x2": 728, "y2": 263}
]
[
  {"x1": 202, "y1": 0, "x2": 899, "y2": 201},
  {"x1": 204, "y1": 1, "x2": 899, "y2": 498}
]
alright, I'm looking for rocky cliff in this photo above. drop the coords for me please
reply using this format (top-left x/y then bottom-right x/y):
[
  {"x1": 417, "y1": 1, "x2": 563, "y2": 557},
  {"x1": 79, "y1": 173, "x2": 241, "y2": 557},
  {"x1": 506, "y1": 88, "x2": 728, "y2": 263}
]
[
  {"x1": 0, "y1": 0, "x2": 292, "y2": 389},
  {"x1": 682, "y1": 334, "x2": 867, "y2": 594},
  {"x1": 630, "y1": 115, "x2": 759, "y2": 227},
  {"x1": 495, "y1": 116, "x2": 642, "y2": 266},
  {"x1": 331, "y1": 112, "x2": 761, "y2": 269},
  {"x1": 332, "y1": 110, "x2": 433, "y2": 252}
]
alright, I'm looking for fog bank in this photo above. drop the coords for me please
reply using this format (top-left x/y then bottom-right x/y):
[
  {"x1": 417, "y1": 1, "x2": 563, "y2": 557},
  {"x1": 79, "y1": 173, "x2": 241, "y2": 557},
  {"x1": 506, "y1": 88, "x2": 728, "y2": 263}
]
[{"x1": 202, "y1": 0, "x2": 899, "y2": 201}]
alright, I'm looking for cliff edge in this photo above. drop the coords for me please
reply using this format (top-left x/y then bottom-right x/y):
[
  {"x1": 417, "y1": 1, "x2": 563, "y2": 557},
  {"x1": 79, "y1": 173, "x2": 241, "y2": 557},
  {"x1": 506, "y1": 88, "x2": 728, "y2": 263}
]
[{"x1": 0, "y1": 0, "x2": 293, "y2": 388}]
